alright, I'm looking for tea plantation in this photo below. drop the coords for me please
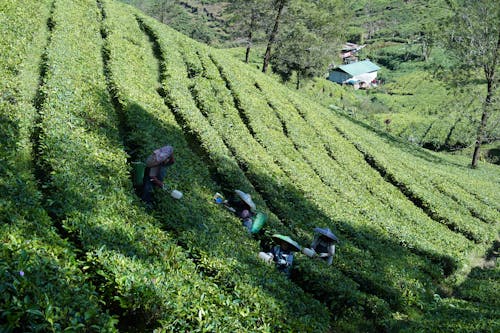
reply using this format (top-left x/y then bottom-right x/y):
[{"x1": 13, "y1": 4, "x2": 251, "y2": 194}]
[{"x1": 1, "y1": 0, "x2": 499, "y2": 332}]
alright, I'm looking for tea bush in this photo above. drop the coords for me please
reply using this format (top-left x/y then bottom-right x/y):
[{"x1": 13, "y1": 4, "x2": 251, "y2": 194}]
[
  {"x1": 101, "y1": 1, "x2": 330, "y2": 331},
  {"x1": 0, "y1": 0, "x2": 116, "y2": 330},
  {"x1": 141, "y1": 13, "x2": 442, "y2": 330},
  {"x1": 33, "y1": 0, "x2": 283, "y2": 331},
  {"x1": 4, "y1": 0, "x2": 498, "y2": 331},
  {"x1": 138, "y1": 9, "x2": 500, "y2": 331}
]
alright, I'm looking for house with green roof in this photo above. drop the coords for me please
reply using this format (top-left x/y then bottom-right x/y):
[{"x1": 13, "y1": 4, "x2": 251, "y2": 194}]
[{"x1": 328, "y1": 60, "x2": 380, "y2": 88}]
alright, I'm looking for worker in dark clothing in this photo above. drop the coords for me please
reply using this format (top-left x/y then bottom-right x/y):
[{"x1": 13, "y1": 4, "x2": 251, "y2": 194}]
[
  {"x1": 303, "y1": 227, "x2": 338, "y2": 266},
  {"x1": 259, "y1": 234, "x2": 301, "y2": 277},
  {"x1": 141, "y1": 145, "x2": 174, "y2": 204},
  {"x1": 215, "y1": 190, "x2": 256, "y2": 231}
]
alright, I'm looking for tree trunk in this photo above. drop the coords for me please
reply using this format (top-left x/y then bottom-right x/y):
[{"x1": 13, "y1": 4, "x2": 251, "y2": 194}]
[
  {"x1": 158, "y1": 1, "x2": 169, "y2": 24},
  {"x1": 472, "y1": 76, "x2": 496, "y2": 168},
  {"x1": 245, "y1": 11, "x2": 257, "y2": 64},
  {"x1": 471, "y1": 30, "x2": 499, "y2": 168},
  {"x1": 296, "y1": 72, "x2": 300, "y2": 89},
  {"x1": 471, "y1": 104, "x2": 490, "y2": 168},
  {"x1": 160, "y1": 4, "x2": 165, "y2": 24},
  {"x1": 421, "y1": 33, "x2": 430, "y2": 62},
  {"x1": 245, "y1": 34, "x2": 252, "y2": 63},
  {"x1": 263, "y1": 0, "x2": 286, "y2": 73}
]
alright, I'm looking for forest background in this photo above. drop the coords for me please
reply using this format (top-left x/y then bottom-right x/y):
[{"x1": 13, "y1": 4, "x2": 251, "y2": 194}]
[{"x1": 120, "y1": 0, "x2": 499, "y2": 167}]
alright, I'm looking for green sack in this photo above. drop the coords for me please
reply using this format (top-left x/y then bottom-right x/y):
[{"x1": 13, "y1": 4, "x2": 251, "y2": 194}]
[
  {"x1": 132, "y1": 161, "x2": 146, "y2": 187},
  {"x1": 251, "y1": 212, "x2": 267, "y2": 234}
]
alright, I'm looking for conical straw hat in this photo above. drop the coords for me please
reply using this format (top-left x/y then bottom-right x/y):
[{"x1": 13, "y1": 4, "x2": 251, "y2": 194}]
[
  {"x1": 313, "y1": 227, "x2": 339, "y2": 242},
  {"x1": 234, "y1": 190, "x2": 256, "y2": 211},
  {"x1": 272, "y1": 234, "x2": 301, "y2": 252}
]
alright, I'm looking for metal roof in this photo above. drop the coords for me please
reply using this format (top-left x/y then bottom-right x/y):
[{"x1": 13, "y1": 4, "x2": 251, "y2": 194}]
[{"x1": 337, "y1": 60, "x2": 380, "y2": 76}]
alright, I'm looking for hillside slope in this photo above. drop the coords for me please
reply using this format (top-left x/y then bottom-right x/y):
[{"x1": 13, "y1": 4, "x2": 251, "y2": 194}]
[{"x1": 1, "y1": 0, "x2": 499, "y2": 332}]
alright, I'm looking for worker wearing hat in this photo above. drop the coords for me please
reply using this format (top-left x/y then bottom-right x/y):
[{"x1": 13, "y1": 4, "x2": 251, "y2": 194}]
[
  {"x1": 216, "y1": 190, "x2": 257, "y2": 232},
  {"x1": 141, "y1": 145, "x2": 175, "y2": 204},
  {"x1": 303, "y1": 227, "x2": 338, "y2": 266},
  {"x1": 262, "y1": 234, "x2": 301, "y2": 277}
]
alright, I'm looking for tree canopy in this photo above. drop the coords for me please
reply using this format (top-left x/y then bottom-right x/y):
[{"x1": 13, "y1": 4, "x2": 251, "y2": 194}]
[
  {"x1": 444, "y1": 0, "x2": 500, "y2": 167},
  {"x1": 270, "y1": 0, "x2": 346, "y2": 88}
]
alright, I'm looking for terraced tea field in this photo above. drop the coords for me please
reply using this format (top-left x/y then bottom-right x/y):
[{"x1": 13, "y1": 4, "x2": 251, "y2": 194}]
[{"x1": 1, "y1": 0, "x2": 498, "y2": 331}]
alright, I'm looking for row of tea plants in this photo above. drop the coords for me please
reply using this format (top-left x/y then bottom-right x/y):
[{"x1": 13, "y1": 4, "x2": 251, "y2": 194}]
[
  {"x1": 101, "y1": 1, "x2": 330, "y2": 331},
  {"x1": 143, "y1": 13, "x2": 499, "y2": 330},
  {"x1": 137, "y1": 12, "x2": 479, "y2": 331},
  {"x1": 0, "y1": 0, "x2": 117, "y2": 330},
  {"x1": 31, "y1": 0, "x2": 279, "y2": 331},
  {"x1": 136, "y1": 12, "x2": 390, "y2": 331}
]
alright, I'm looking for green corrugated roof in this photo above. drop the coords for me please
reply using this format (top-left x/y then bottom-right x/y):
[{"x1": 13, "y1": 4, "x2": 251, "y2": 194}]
[{"x1": 338, "y1": 60, "x2": 380, "y2": 76}]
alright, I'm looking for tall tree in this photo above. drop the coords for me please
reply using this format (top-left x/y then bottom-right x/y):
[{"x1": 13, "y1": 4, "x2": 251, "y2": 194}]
[
  {"x1": 272, "y1": 24, "x2": 321, "y2": 88},
  {"x1": 225, "y1": 0, "x2": 271, "y2": 63},
  {"x1": 415, "y1": 15, "x2": 439, "y2": 62},
  {"x1": 407, "y1": 1, "x2": 450, "y2": 62},
  {"x1": 262, "y1": 0, "x2": 289, "y2": 73},
  {"x1": 270, "y1": 0, "x2": 346, "y2": 88},
  {"x1": 445, "y1": 0, "x2": 500, "y2": 168},
  {"x1": 151, "y1": 0, "x2": 176, "y2": 24}
]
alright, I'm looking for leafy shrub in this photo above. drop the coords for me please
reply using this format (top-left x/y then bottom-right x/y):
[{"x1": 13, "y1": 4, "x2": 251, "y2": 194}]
[{"x1": 0, "y1": 0, "x2": 116, "y2": 330}]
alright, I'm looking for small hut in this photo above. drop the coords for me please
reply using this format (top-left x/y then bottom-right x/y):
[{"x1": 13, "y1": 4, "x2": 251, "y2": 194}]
[
  {"x1": 340, "y1": 42, "x2": 365, "y2": 64},
  {"x1": 328, "y1": 60, "x2": 380, "y2": 89}
]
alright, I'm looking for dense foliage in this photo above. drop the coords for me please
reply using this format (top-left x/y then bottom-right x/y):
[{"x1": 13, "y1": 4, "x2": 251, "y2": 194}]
[
  {"x1": 300, "y1": 0, "x2": 500, "y2": 159},
  {"x1": 0, "y1": 0, "x2": 116, "y2": 330},
  {"x1": 119, "y1": 0, "x2": 224, "y2": 43},
  {"x1": 122, "y1": 0, "x2": 499, "y2": 159},
  {"x1": 101, "y1": 1, "x2": 329, "y2": 331},
  {"x1": 1, "y1": 0, "x2": 499, "y2": 332}
]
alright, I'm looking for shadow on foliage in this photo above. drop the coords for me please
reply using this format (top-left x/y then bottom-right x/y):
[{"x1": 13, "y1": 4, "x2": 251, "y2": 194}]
[
  {"x1": 334, "y1": 110, "x2": 467, "y2": 168},
  {"x1": 117, "y1": 98, "x2": 460, "y2": 331},
  {"x1": 118, "y1": 100, "x2": 333, "y2": 330},
  {"x1": 0, "y1": 234, "x2": 111, "y2": 331},
  {"x1": 0, "y1": 144, "x2": 115, "y2": 330},
  {"x1": 402, "y1": 262, "x2": 500, "y2": 333},
  {"x1": 0, "y1": 112, "x2": 19, "y2": 156}
]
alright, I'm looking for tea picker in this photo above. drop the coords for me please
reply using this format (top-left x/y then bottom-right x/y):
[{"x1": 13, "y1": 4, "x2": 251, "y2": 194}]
[
  {"x1": 302, "y1": 227, "x2": 338, "y2": 266},
  {"x1": 214, "y1": 190, "x2": 266, "y2": 234},
  {"x1": 134, "y1": 145, "x2": 178, "y2": 205},
  {"x1": 259, "y1": 234, "x2": 301, "y2": 277}
]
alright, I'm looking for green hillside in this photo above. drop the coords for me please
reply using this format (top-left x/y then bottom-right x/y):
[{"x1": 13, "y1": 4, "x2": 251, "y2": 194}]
[
  {"x1": 1, "y1": 0, "x2": 498, "y2": 332},
  {"x1": 296, "y1": 0, "x2": 500, "y2": 159}
]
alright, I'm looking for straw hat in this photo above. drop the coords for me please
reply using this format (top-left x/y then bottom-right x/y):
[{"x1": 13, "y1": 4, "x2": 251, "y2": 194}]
[
  {"x1": 272, "y1": 234, "x2": 301, "y2": 252},
  {"x1": 234, "y1": 190, "x2": 256, "y2": 212},
  {"x1": 313, "y1": 227, "x2": 339, "y2": 242}
]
